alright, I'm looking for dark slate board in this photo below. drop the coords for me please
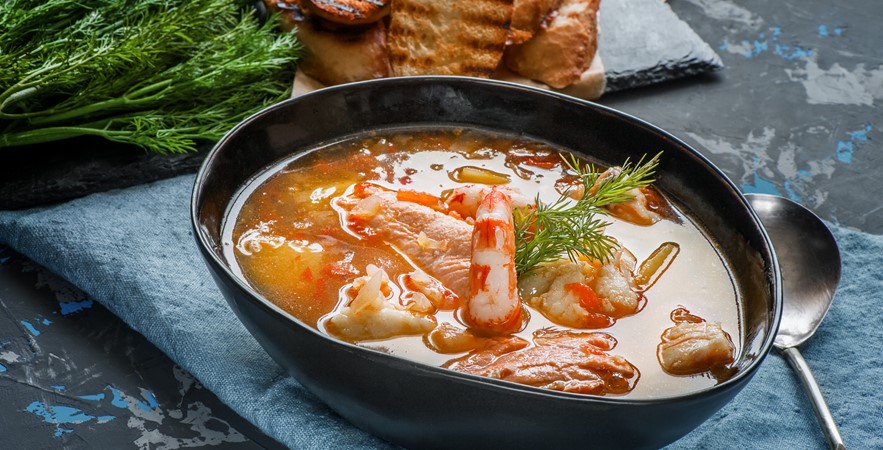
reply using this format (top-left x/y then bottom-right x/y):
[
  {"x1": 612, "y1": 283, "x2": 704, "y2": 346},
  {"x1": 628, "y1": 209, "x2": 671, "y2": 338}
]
[
  {"x1": 0, "y1": 137, "x2": 209, "y2": 210},
  {"x1": 600, "y1": 0, "x2": 723, "y2": 92},
  {"x1": 0, "y1": 0, "x2": 720, "y2": 210}
]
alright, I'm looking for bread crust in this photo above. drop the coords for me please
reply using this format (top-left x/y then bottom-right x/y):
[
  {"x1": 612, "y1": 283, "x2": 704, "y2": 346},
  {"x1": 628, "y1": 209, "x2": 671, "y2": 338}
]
[
  {"x1": 504, "y1": 0, "x2": 600, "y2": 89},
  {"x1": 298, "y1": 19, "x2": 391, "y2": 86},
  {"x1": 387, "y1": 0, "x2": 514, "y2": 77},
  {"x1": 509, "y1": 0, "x2": 563, "y2": 45}
]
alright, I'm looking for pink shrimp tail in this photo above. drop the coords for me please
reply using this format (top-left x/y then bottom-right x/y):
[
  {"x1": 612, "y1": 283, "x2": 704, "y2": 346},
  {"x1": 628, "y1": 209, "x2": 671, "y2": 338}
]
[{"x1": 462, "y1": 188, "x2": 523, "y2": 335}]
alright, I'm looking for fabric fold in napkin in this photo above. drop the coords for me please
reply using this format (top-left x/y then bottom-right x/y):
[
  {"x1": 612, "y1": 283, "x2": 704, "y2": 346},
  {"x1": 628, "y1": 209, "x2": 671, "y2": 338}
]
[{"x1": 0, "y1": 175, "x2": 880, "y2": 449}]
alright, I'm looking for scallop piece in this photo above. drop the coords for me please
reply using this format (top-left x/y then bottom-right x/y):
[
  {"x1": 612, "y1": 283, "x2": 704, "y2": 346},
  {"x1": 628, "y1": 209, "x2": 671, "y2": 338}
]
[
  {"x1": 658, "y1": 307, "x2": 736, "y2": 375},
  {"x1": 326, "y1": 266, "x2": 436, "y2": 342}
]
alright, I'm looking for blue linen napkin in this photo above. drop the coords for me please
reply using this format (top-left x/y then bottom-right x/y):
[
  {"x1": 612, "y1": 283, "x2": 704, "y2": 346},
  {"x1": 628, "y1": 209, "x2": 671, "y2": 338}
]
[{"x1": 0, "y1": 174, "x2": 879, "y2": 449}]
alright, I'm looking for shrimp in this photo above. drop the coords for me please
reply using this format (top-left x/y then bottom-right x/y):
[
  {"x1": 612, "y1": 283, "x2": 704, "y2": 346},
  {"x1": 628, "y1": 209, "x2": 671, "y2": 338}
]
[
  {"x1": 657, "y1": 307, "x2": 736, "y2": 376},
  {"x1": 567, "y1": 167, "x2": 669, "y2": 226},
  {"x1": 461, "y1": 188, "x2": 524, "y2": 335},
  {"x1": 517, "y1": 248, "x2": 640, "y2": 329},
  {"x1": 444, "y1": 184, "x2": 531, "y2": 220},
  {"x1": 325, "y1": 265, "x2": 436, "y2": 342},
  {"x1": 605, "y1": 186, "x2": 666, "y2": 226}
]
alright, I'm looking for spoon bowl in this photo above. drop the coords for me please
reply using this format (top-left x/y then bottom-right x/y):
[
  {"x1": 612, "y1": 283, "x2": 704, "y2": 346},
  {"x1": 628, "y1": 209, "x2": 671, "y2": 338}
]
[
  {"x1": 746, "y1": 194, "x2": 841, "y2": 348},
  {"x1": 746, "y1": 193, "x2": 845, "y2": 449}
]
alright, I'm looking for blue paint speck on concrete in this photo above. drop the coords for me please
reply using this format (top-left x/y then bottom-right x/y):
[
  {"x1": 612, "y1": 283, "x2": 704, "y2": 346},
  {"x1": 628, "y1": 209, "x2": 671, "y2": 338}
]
[
  {"x1": 52, "y1": 385, "x2": 65, "y2": 391},
  {"x1": 40, "y1": 317, "x2": 52, "y2": 326},
  {"x1": 78, "y1": 393, "x2": 105, "y2": 401},
  {"x1": 742, "y1": 40, "x2": 753, "y2": 57},
  {"x1": 783, "y1": 181, "x2": 803, "y2": 202},
  {"x1": 137, "y1": 390, "x2": 159, "y2": 411},
  {"x1": 851, "y1": 124, "x2": 872, "y2": 141},
  {"x1": 837, "y1": 141, "x2": 855, "y2": 163},
  {"x1": 774, "y1": 44, "x2": 813, "y2": 60},
  {"x1": 729, "y1": 26, "x2": 816, "y2": 61},
  {"x1": 753, "y1": 40, "x2": 768, "y2": 56},
  {"x1": 26, "y1": 400, "x2": 117, "y2": 437},
  {"x1": 818, "y1": 24, "x2": 844, "y2": 37},
  {"x1": 0, "y1": 363, "x2": 6, "y2": 372},
  {"x1": 836, "y1": 124, "x2": 873, "y2": 163},
  {"x1": 742, "y1": 173, "x2": 781, "y2": 195},
  {"x1": 20, "y1": 320, "x2": 40, "y2": 337},
  {"x1": 59, "y1": 299, "x2": 94, "y2": 315},
  {"x1": 26, "y1": 402, "x2": 95, "y2": 424},
  {"x1": 108, "y1": 386, "x2": 128, "y2": 409},
  {"x1": 106, "y1": 385, "x2": 160, "y2": 412}
]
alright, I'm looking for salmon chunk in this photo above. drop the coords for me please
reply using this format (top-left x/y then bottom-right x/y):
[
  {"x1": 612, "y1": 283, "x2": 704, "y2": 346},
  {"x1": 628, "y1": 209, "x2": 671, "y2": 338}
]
[
  {"x1": 340, "y1": 185, "x2": 473, "y2": 299},
  {"x1": 445, "y1": 328, "x2": 639, "y2": 395}
]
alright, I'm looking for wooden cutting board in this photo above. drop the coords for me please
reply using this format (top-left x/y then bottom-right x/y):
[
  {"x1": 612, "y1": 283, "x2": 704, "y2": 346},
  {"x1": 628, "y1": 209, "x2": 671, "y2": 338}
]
[{"x1": 0, "y1": 0, "x2": 720, "y2": 210}]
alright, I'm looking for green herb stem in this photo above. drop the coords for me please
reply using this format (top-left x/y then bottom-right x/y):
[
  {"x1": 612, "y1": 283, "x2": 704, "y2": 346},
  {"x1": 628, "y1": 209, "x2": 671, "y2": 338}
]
[
  {"x1": 0, "y1": 125, "x2": 109, "y2": 147},
  {"x1": 513, "y1": 153, "x2": 661, "y2": 276},
  {"x1": 23, "y1": 80, "x2": 174, "y2": 125}
]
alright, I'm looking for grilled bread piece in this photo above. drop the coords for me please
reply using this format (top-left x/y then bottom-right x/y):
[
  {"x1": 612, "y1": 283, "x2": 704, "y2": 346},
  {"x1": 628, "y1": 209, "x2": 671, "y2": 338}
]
[
  {"x1": 504, "y1": 0, "x2": 600, "y2": 88},
  {"x1": 388, "y1": 0, "x2": 514, "y2": 77},
  {"x1": 297, "y1": 19, "x2": 391, "y2": 86},
  {"x1": 509, "y1": 0, "x2": 563, "y2": 45},
  {"x1": 305, "y1": 0, "x2": 390, "y2": 25},
  {"x1": 494, "y1": 49, "x2": 605, "y2": 100}
]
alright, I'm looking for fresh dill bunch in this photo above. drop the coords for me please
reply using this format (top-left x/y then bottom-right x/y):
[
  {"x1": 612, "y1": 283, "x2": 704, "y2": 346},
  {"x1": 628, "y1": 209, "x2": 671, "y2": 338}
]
[
  {"x1": 513, "y1": 152, "x2": 661, "y2": 276},
  {"x1": 0, "y1": 0, "x2": 300, "y2": 154}
]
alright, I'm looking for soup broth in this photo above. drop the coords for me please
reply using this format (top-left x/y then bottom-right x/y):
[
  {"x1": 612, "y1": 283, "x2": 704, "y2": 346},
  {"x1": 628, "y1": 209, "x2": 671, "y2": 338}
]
[{"x1": 224, "y1": 128, "x2": 741, "y2": 399}]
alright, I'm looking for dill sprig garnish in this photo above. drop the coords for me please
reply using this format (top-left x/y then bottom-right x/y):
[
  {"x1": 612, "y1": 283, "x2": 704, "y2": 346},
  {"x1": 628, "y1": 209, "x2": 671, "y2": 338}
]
[
  {"x1": 513, "y1": 152, "x2": 661, "y2": 276},
  {"x1": 0, "y1": 0, "x2": 300, "y2": 154}
]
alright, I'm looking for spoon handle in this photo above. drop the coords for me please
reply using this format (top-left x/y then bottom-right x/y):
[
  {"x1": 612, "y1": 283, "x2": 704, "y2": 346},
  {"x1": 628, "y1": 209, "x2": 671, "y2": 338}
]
[{"x1": 781, "y1": 346, "x2": 846, "y2": 450}]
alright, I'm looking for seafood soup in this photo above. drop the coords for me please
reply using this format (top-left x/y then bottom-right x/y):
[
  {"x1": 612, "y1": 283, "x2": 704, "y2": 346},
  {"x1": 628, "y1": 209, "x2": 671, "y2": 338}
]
[{"x1": 224, "y1": 127, "x2": 742, "y2": 399}]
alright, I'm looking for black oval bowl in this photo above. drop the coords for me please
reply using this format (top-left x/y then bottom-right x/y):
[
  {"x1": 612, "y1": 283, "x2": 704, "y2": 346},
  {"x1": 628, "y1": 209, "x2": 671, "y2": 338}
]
[{"x1": 191, "y1": 77, "x2": 781, "y2": 450}]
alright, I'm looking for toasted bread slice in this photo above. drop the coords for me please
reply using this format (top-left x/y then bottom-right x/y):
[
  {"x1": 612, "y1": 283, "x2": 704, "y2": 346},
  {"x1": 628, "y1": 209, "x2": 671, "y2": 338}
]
[
  {"x1": 509, "y1": 0, "x2": 563, "y2": 45},
  {"x1": 504, "y1": 0, "x2": 600, "y2": 88},
  {"x1": 388, "y1": 0, "x2": 514, "y2": 77},
  {"x1": 494, "y1": 50, "x2": 606, "y2": 100},
  {"x1": 297, "y1": 19, "x2": 391, "y2": 86}
]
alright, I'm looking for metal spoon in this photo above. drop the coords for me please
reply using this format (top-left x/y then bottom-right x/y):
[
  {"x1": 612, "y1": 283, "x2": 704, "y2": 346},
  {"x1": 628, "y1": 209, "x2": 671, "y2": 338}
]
[{"x1": 746, "y1": 193, "x2": 845, "y2": 450}]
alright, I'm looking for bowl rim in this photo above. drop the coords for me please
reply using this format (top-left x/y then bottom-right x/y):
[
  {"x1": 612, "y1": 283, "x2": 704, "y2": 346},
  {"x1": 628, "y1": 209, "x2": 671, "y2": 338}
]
[{"x1": 190, "y1": 75, "x2": 783, "y2": 405}]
